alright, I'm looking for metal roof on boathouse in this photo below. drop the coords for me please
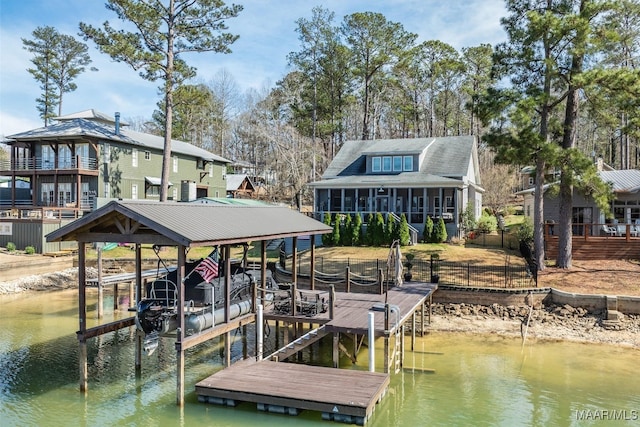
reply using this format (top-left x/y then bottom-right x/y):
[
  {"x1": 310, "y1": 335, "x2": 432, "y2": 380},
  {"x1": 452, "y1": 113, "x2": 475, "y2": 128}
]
[{"x1": 46, "y1": 200, "x2": 332, "y2": 246}]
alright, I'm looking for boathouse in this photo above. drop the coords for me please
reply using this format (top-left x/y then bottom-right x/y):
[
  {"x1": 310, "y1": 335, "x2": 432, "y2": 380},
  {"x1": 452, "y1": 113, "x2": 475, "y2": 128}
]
[{"x1": 46, "y1": 199, "x2": 437, "y2": 424}]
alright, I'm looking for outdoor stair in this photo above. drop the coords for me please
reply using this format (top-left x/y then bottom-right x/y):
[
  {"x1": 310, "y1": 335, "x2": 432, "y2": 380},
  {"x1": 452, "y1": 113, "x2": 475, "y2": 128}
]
[{"x1": 268, "y1": 325, "x2": 328, "y2": 361}]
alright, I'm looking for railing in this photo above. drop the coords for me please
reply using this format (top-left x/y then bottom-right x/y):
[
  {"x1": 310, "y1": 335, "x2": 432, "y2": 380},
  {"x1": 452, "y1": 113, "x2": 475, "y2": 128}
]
[
  {"x1": 0, "y1": 207, "x2": 83, "y2": 220},
  {"x1": 285, "y1": 256, "x2": 534, "y2": 289},
  {"x1": 388, "y1": 211, "x2": 419, "y2": 245},
  {"x1": 545, "y1": 222, "x2": 640, "y2": 240},
  {"x1": 0, "y1": 156, "x2": 98, "y2": 171}
]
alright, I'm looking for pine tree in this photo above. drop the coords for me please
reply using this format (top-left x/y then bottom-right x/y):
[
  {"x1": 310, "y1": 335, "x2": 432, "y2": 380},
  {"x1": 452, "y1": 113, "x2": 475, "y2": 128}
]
[
  {"x1": 423, "y1": 216, "x2": 434, "y2": 243},
  {"x1": 385, "y1": 214, "x2": 396, "y2": 245},
  {"x1": 342, "y1": 213, "x2": 353, "y2": 246},
  {"x1": 352, "y1": 213, "x2": 362, "y2": 246},
  {"x1": 80, "y1": 0, "x2": 242, "y2": 201},
  {"x1": 373, "y1": 213, "x2": 385, "y2": 246},
  {"x1": 322, "y1": 212, "x2": 332, "y2": 245},
  {"x1": 399, "y1": 214, "x2": 410, "y2": 246},
  {"x1": 364, "y1": 213, "x2": 374, "y2": 246},
  {"x1": 332, "y1": 214, "x2": 341, "y2": 246},
  {"x1": 433, "y1": 218, "x2": 448, "y2": 243}
]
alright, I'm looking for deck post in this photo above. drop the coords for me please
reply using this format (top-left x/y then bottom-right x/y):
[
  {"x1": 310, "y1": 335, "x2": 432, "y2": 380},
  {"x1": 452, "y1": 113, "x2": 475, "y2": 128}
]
[
  {"x1": 378, "y1": 268, "x2": 384, "y2": 294},
  {"x1": 176, "y1": 245, "x2": 186, "y2": 406},
  {"x1": 78, "y1": 241, "x2": 88, "y2": 393},
  {"x1": 345, "y1": 266, "x2": 351, "y2": 293},
  {"x1": 411, "y1": 312, "x2": 416, "y2": 351},
  {"x1": 261, "y1": 240, "x2": 267, "y2": 303},
  {"x1": 97, "y1": 248, "x2": 103, "y2": 319},
  {"x1": 333, "y1": 332, "x2": 340, "y2": 368},
  {"x1": 383, "y1": 304, "x2": 390, "y2": 374},
  {"x1": 329, "y1": 285, "x2": 335, "y2": 319},
  {"x1": 368, "y1": 312, "x2": 375, "y2": 372},
  {"x1": 257, "y1": 304, "x2": 264, "y2": 361},
  {"x1": 225, "y1": 245, "x2": 232, "y2": 368}
]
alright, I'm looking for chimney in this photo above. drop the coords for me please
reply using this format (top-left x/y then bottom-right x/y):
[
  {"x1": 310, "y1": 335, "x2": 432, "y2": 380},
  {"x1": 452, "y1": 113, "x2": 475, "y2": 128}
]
[
  {"x1": 115, "y1": 112, "x2": 120, "y2": 135},
  {"x1": 596, "y1": 157, "x2": 603, "y2": 171}
]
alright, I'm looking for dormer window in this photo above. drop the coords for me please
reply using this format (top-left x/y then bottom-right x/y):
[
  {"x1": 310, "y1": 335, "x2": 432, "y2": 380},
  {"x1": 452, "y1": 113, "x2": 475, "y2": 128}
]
[{"x1": 371, "y1": 155, "x2": 414, "y2": 173}]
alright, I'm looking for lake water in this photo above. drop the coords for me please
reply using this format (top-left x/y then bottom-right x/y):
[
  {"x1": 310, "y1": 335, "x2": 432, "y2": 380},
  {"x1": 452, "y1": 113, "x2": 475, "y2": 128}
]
[{"x1": 1, "y1": 289, "x2": 639, "y2": 426}]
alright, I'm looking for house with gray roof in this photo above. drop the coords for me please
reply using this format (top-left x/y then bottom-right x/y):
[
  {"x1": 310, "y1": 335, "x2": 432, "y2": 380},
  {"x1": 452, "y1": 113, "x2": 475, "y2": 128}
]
[
  {"x1": 519, "y1": 168, "x2": 640, "y2": 236},
  {"x1": 0, "y1": 109, "x2": 230, "y2": 252},
  {"x1": 308, "y1": 135, "x2": 484, "y2": 239}
]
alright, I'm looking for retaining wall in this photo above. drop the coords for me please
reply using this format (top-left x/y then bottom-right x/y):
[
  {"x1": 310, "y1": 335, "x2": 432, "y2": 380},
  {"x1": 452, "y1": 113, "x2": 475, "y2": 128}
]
[{"x1": 434, "y1": 285, "x2": 640, "y2": 315}]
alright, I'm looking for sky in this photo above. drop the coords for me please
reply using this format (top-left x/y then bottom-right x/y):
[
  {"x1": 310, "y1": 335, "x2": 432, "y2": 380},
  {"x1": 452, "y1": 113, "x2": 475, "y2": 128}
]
[{"x1": 0, "y1": 0, "x2": 507, "y2": 138}]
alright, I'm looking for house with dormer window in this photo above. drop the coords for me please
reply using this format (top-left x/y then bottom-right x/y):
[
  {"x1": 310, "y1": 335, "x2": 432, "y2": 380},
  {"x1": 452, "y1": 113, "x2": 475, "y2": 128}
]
[{"x1": 308, "y1": 136, "x2": 483, "y2": 239}]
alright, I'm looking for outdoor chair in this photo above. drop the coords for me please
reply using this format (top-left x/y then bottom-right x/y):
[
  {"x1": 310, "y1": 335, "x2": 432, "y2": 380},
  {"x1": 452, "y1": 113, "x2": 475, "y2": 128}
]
[{"x1": 602, "y1": 224, "x2": 617, "y2": 237}]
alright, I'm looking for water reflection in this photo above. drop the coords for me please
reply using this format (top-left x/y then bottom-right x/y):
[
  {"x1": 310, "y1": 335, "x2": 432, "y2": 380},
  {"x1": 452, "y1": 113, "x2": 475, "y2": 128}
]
[{"x1": 1, "y1": 289, "x2": 639, "y2": 426}]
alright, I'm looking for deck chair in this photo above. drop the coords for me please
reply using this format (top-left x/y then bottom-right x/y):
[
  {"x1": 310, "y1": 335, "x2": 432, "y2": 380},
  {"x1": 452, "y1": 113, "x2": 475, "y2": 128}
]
[{"x1": 602, "y1": 224, "x2": 617, "y2": 236}]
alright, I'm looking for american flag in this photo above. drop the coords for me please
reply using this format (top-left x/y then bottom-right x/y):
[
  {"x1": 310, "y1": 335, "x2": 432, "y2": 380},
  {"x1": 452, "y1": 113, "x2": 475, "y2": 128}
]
[{"x1": 195, "y1": 248, "x2": 219, "y2": 283}]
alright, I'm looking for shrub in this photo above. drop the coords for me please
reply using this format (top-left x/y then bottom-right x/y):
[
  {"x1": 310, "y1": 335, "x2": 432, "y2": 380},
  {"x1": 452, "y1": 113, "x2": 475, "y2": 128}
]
[
  {"x1": 398, "y1": 214, "x2": 410, "y2": 246},
  {"x1": 423, "y1": 216, "x2": 434, "y2": 243},
  {"x1": 352, "y1": 214, "x2": 362, "y2": 246},
  {"x1": 373, "y1": 213, "x2": 385, "y2": 246},
  {"x1": 385, "y1": 214, "x2": 396, "y2": 245},
  {"x1": 364, "y1": 213, "x2": 374, "y2": 246},
  {"x1": 24, "y1": 245, "x2": 36, "y2": 255},
  {"x1": 322, "y1": 213, "x2": 332, "y2": 245},
  {"x1": 476, "y1": 213, "x2": 498, "y2": 234},
  {"x1": 6, "y1": 242, "x2": 16, "y2": 252},
  {"x1": 461, "y1": 204, "x2": 476, "y2": 234},
  {"x1": 331, "y1": 214, "x2": 341, "y2": 246},
  {"x1": 433, "y1": 218, "x2": 448, "y2": 243},
  {"x1": 517, "y1": 218, "x2": 534, "y2": 245}
]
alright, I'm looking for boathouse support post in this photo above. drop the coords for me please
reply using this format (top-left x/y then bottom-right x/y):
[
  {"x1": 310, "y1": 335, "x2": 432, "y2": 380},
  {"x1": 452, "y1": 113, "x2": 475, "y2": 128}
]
[
  {"x1": 333, "y1": 332, "x2": 340, "y2": 368},
  {"x1": 176, "y1": 245, "x2": 186, "y2": 406},
  {"x1": 78, "y1": 241, "x2": 88, "y2": 393},
  {"x1": 135, "y1": 243, "x2": 142, "y2": 371},
  {"x1": 261, "y1": 240, "x2": 267, "y2": 303},
  {"x1": 368, "y1": 311, "x2": 375, "y2": 372},
  {"x1": 97, "y1": 247, "x2": 103, "y2": 319},
  {"x1": 257, "y1": 304, "x2": 264, "y2": 361},
  {"x1": 310, "y1": 239, "x2": 316, "y2": 290},
  {"x1": 224, "y1": 245, "x2": 232, "y2": 368}
]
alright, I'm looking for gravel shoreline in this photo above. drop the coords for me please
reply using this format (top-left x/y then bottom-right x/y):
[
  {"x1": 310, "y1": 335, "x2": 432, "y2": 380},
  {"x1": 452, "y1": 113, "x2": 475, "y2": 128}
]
[
  {"x1": 430, "y1": 303, "x2": 640, "y2": 348},
  {"x1": 2, "y1": 269, "x2": 639, "y2": 348}
]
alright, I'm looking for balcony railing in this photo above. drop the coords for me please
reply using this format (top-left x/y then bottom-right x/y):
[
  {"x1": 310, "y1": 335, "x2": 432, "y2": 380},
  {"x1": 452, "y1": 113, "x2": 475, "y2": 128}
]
[{"x1": 0, "y1": 156, "x2": 98, "y2": 172}]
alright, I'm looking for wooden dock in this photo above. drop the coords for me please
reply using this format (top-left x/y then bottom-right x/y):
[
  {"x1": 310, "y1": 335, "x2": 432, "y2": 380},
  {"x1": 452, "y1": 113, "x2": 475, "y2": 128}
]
[
  {"x1": 196, "y1": 359, "x2": 389, "y2": 425},
  {"x1": 195, "y1": 282, "x2": 436, "y2": 424}
]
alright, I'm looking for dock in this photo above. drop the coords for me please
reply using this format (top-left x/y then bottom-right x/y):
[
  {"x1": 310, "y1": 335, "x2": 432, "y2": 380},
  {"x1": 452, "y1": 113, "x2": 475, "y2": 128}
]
[
  {"x1": 195, "y1": 282, "x2": 436, "y2": 424},
  {"x1": 196, "y1": 360, "x2": 389, "y2": 425}
]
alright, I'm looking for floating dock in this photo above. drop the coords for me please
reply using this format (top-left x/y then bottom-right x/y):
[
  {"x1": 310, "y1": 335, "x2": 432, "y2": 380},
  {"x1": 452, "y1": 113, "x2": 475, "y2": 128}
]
[{"x1": 196, "y1": 359, "x2": 389, "y2": 425}]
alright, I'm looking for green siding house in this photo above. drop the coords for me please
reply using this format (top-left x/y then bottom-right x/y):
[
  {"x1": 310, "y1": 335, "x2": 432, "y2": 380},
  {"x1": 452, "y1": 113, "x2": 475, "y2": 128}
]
[{"x1": 0, "y1": 109, "x2": 230, "y2": 252}]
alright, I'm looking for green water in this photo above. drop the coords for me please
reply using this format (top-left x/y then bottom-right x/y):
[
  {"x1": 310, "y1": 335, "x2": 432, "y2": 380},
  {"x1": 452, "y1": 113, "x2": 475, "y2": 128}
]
[{"x1": 1, "y1": 289, "x2": 639, "y2": 426}]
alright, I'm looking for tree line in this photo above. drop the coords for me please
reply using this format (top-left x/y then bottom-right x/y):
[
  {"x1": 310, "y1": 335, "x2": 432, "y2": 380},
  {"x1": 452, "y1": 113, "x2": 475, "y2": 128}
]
[{"x1": 19, "y1": 0, "x2": 640, "y2": 271}]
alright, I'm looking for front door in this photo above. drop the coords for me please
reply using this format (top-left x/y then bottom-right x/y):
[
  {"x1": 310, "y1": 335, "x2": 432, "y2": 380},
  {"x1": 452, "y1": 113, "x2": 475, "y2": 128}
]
[{"x1": 376, "y1": 196, "x2": 388, "y2": 212}]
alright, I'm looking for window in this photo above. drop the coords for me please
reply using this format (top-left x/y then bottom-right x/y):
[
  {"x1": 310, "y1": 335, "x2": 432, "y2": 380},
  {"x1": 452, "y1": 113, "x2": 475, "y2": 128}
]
[
  {"x1": 41, "y1": 183, "x2": 54, "y2": 206},
  {"x1": 42, "y1": 146, "x2": 54, "y2": 170},
  {"x1": 144, "y1": 151, "x2": 150, "y2": 160},
  {"x1": 132, "y1": 149, "x2": 138, "y2": 167},
  {"x1": 59, "y1": 146, "x2": 72, "y2": 168},
  {"x1": 58, "y1": 183, "x2": 72, "y2": 206},
  {"x1": 372, "y1": 157, "x2": 381, "y2": 172},
  {"x1": 403, "y1": 156, "x2": 413, "y2": 171},
  {"x1": 173, "y1": 156, "x2": 178, "y2": 173},
  {"x1": 131, "y1": 184, "x2": 138, "y2": 199},
  {"x1": 393, "y1": 156, "x2": 402, "y2": 171},
  {"x1": 382, "y1": 156, "x2": 392, "y2": 172}
]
